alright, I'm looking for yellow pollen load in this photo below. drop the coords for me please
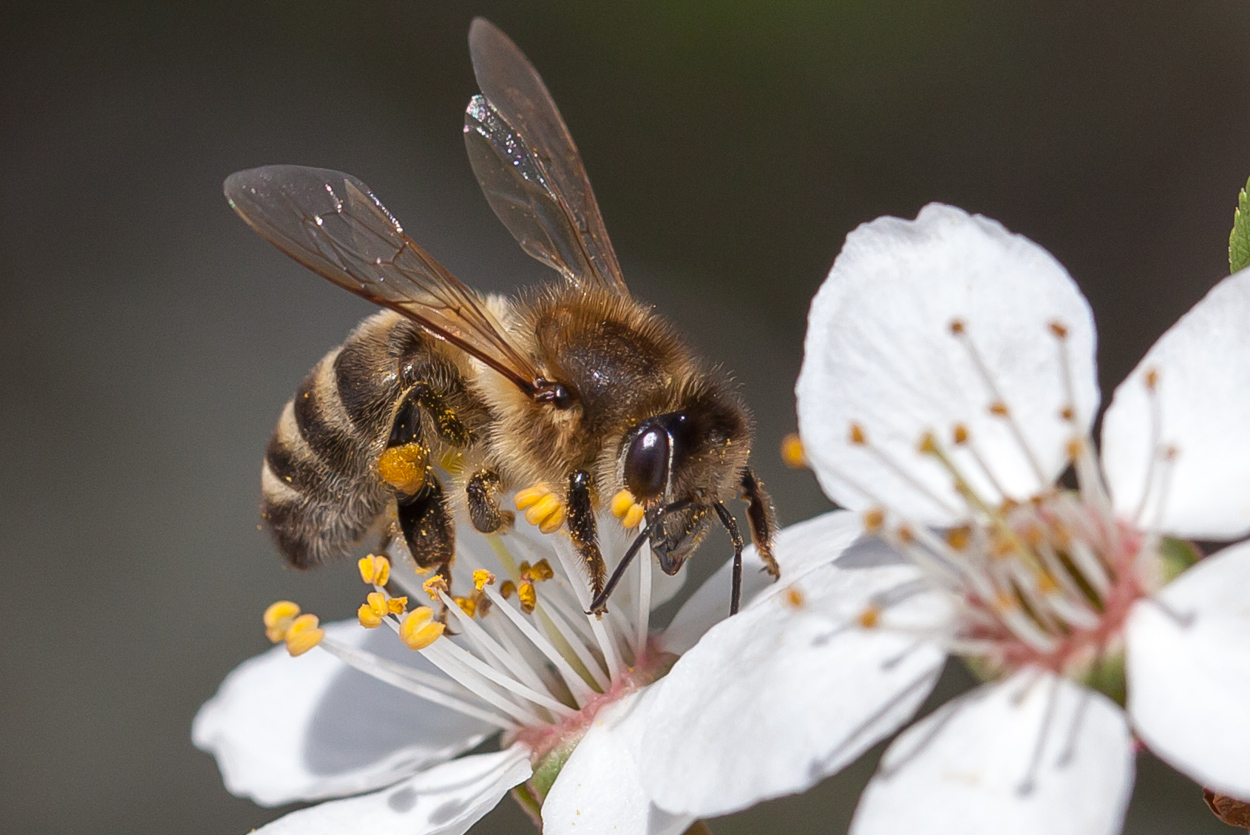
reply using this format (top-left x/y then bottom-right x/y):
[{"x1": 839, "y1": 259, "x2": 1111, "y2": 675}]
[
  {"x1": 780, "y1": 433, "x2": 807, "y2": 468},
  {"x1": 358, "y1": 554, "x2": 391, "y2": 587},
  {"x1": 263, "y1": 600, "x2": 302, "y2": 643},
  {"x1": 518, "y1": 580, "x2": 537, "y2": 614},
  {"x1": 858, "y1": 606, "x2": 881, "y2": 629},
  {"x1": 284, "y1": 613, "x2": 325, "y2": 656},
  {"x1": 377, "y1": 442, "x2": 429, "y2": 494},
  {"x1": 473, "y1": 569, "x2": 496, "y2": 590},
  {"x1": 517, "y1": 484, "x2": 566, "y2": 534},
  {"x1": 610, "y1": 489, "x2": 646, "y2": 530},
  {"x1": 399, "y1": 607, "x2": 445, "y2": 650}
]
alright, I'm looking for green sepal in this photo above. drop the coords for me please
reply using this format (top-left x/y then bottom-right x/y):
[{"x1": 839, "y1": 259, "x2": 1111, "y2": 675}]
[
  {"x1": 1230, "y1": 175, "x2": 1250, "y2": 274},
  {"x1": 1081, "y1": 651, "x2": 1127, "y2": 707},
  {"x1": 1158, "y1": 536, "x2": 1201, "y2": 584},
  {"x1": 528, "y1": 736, "x2": 579, "y2": 803}
]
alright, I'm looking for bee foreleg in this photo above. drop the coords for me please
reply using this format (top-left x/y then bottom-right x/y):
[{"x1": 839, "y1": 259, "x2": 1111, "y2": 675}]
[
  {"x1": 398, "y1": 473, "x2": 456, "y2": 586},
  {"x1": 714, "y1": 502, "x2": 746, "y2": 616},
  {"x1": 566, "y1": 470, "x2": 606, "y2": 605},
  {"x1": 740, "y1": 468, "x2": 780, "y2": 579},
  {"x1": 466, "y1": 468, "x2": 515, "y2": 533}
]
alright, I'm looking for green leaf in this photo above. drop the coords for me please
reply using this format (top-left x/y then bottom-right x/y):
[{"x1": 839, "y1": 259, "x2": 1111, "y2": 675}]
[{"x1": 1231, "y1": 175, "x2": 1250, "y2": 274}]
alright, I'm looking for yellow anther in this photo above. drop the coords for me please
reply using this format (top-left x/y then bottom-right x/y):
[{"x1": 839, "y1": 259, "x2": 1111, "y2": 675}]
[
  {"x1": 454, "y1": 596, "x2": 477, "y2": 618},
  {"x1": 849, "y1": 423, "x2": 867, "y2": 445},
  {"x1": 423, "y1": 575, "x2": 448, "y2": 600},
  {"x1": 952, "y1": 424, "x2": 969, "y2": 445},
  {"x1": 611, "y1": 489, "x2": 636, "y2": 519},
  {"x1": 358, "y1": 554, "x2": 391, "y2": 587},
  {"x1": 525, "y1": 493, "x2": 563, "y2": 527},
  {"x1": 500, "y1": 580, "x2": 517, "y2": 599},
  {"x1": 859, "y1": 606, "x2": 881, "y2": 628},
  {"x1": 785, "y1": 587, "x2": 805, "y2": 609},
  {"x1": 622, "y1": 504, "x2": 645, "y2": 530},
  {"x1": 989, "y1": 401, "x2": 1009, "y2": 417},
  {"x1": 863, "y1": 508, "x2": 885, "y2": 533},
  {"x1": 387, "y1": 596, "x2": 408, "y2": 615},
  {"x1": 1022, "y1": 524, "x2": 1044, "y2": 548},
  {"x1": 518, "y1": 580, "x2": 537, "y2": 614},
  {"x1": 366, "y1": 591, "x2": 389, "y2": 618},
  {"x1": 530, "y1": 559, "x2": 555, "y2": 581},
  {"x1": 990, "y1": 534, "x2": 1016, "y2": 558},
  {"x1": 264, "y1": 600, "x2": 301, "y2": 642},
  {"x1": 284, "y1": 613, "x2": 324, "y2": 656},
  {"x1": 1145, "y1": 368, "x2": 1159, "y2": 390},
  {"x1": 1036, "y1": 571, "x2": 1059, "y2": 594},
  {"x1": 539, "y1": 506, "x2": 567, "y2": 535},
  {"x1": 1066, "y1": 438, "x2": 1084, "y2": 461},
  {"x1": 780, "y1": 433, "x2": 807, "y2": 468},
  {"x1": 357, "y1": 602, "x2": 384, "y2": 629},
  {"x1": 897, "y1": 525, "x2": 914, "y2": 544},
  {"x1": 377, "y1": 442, "x2": 429, "y2": 494},
  {"x1": 994, "y1": 591, "x2": 1018, "y2": 612},
  {"x1": 399, "y1": 607, "x2": 445, "y2": 650},
  {"x1": 1060, "y1": 405, "x2": 1075, "y2": 422},
  {"x1": 945, "y1": 525, "x2": 972, "y2": 551},
  {"x1": 1048, "y1": 321, "x2": 1069, "y2": 339},
  {"x1": 473, "y1": 569, "x2": 496, "y2": 590},
  {"x1": 515, "y1": 484, "x2": 551, "y2": 511},
  {"x1": 918, "y1": 432, "x2": 938, "y2": 454}
]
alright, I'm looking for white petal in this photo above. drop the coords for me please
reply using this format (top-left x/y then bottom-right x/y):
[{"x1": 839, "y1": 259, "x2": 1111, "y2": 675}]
[
  {"x1": 852, "y1": 673, "x2": 1133, "y2": 835},
  {"x1": 193, "y1": 620, "x2": 493, "y2": 806},
  {"x1": 1126, "y1": 539, "x2": 1250, "y2": 796},
  {"x1": 1102, "y1": 269, "x2": 1250, "y2": 538},
  {"x1": 797, "y1": 204, "x2": 1098, "y2": 525},
  {"x1": 658, "y1": 510, "x2": 861, "y2": 655},
  {"x1": 253, "y1": 746, "x2": 531, "y2": 835},
  {"x1": 641, "y1": 559, "x2": 951, "y2": 817},
  {"x1": 542, "y1": 688, "x2": 692, "y2": 835}
]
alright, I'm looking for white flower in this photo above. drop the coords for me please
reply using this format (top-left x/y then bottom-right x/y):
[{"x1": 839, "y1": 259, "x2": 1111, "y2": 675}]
[
  {"x1": 636, "y1": 204, "x2": 1250, "y2": 834},
  {"x1": 194, "y1": 507, "x2": 859, "y2": 834}
]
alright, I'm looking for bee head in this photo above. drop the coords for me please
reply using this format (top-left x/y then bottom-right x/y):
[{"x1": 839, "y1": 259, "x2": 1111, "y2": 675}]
[{"x1": 619, "y1": 386, "x2": 752, "y2": 574}]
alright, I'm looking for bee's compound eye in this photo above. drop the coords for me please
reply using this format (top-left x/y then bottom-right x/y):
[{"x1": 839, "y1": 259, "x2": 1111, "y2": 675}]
[{"x1": 624, "y1": 425, "x2": 670, "y2": 500}]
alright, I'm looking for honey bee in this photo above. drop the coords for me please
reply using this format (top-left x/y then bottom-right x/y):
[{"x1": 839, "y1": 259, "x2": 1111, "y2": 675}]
[{"x1": 228, "y1": 18, "x2": 779, "y2": 615}]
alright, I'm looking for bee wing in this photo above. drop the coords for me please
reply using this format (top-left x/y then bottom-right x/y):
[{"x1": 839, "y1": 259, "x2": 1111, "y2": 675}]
[
  {"x1": 225, "y1": 165, "x2": 542, "y2": 395},
  {"x1": 464, "y1": 18, "x2": 628, "y2": 296}
]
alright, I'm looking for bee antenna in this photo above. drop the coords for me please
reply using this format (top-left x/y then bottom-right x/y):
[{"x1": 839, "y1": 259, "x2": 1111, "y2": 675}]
[{"x1": 587, "y1": 499, "x2": 692, "y2": 616}]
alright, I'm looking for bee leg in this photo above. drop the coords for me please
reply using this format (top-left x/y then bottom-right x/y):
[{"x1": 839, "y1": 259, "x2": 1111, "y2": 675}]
[
  {"x1": 589, "y1": 498, "x2": 694, "y2": 616},
  {"x1": 566, "y1": 470, "x2": 606, "y2": 605},
  {"x1": 466, "y1": 468, "x2": 515, "y2": 533},
  {"x1": 740, "y1": 468, "x2": 780, "y2": 579},
  {"x1": 403, "y1": 380, "x2": 474, "y2": 448},
  {"x1": 398, "y1": 473, "x2": 456, "y2": 589},
  {"x1": 714, "y1": 503, "x2": 746, "y2": 616}
]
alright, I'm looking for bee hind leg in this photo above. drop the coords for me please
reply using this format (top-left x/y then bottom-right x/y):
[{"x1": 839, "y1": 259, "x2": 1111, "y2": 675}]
[{"x1": 398, "y1": 473, "x2": 456, "y2": 602}]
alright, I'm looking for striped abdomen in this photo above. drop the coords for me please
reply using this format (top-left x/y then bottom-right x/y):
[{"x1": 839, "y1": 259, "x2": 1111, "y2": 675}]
[{"x1": 261, "y1": 311, "x2": 432, "y2": 568}]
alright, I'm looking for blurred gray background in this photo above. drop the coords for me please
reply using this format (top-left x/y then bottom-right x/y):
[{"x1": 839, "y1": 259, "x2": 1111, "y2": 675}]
[{"x1": 2, "y1": 1, "x2": 1248, "y2": 832}]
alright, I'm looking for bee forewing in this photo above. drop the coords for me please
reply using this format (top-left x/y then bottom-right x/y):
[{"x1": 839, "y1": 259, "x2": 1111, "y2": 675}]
[
  {"x1": 224, "y1": 165, "x2": 541, "y2": 393},
  {"x1": 465, "y1": 17, "x2": 628, "y2": 296}
]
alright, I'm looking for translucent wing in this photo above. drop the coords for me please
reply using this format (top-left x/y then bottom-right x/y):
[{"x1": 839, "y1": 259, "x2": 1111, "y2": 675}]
[
  {"x1": 464, "y1": 18, "x2": 628, "y2": 296},
  {"x1": 225, "y1": 165, "x2": 542, "y2": 395}
]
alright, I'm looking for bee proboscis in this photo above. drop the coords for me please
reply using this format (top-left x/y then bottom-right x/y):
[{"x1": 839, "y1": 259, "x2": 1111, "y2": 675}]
[{"x1": 228, "y1": 18, "x2": 779, "y2": 615}]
